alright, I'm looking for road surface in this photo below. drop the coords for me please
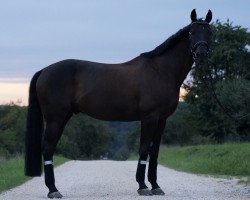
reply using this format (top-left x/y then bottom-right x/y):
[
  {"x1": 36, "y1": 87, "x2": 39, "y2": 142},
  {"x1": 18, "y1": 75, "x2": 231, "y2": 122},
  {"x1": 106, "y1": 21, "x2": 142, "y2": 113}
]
[{"x1": 0, "y1": 160, "x2": 249, "y2": 199}]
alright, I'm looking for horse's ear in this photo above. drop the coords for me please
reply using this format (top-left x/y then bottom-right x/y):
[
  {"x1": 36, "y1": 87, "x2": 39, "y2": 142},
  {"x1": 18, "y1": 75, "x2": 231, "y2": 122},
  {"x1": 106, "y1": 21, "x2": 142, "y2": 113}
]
[
  {"x1": 205, "y1": 9, "x2": 212, "y2": 23},
  {"x1": 191, "y1": 9, "x2": 197, "y2": 22}
]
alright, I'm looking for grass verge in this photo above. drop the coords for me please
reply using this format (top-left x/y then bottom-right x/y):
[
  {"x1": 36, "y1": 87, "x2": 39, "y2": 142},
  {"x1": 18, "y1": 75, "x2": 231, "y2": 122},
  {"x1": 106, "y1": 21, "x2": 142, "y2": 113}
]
[{"x1": 0, "y1": 155, "x2": 69, "y2": 193}]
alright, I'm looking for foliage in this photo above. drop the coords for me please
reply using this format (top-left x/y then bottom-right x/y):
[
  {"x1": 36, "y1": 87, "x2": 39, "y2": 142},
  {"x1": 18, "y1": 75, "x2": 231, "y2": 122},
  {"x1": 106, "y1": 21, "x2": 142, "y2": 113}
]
[
  {"x1": 108, "y1": 122, "x2": 135, "y2": 160},
  {"x1": 0, "y1": 104, "x2": 26, "y2": 157},
  {"x1": 57, "y1": 114, "x2": 115, "y2": 159},
  {"x1": 162, "y1": 102, "x2": 211, "y2": 145},
  {"x1": 0, "y1": 104, "x2": 116, "y2": 160},
  {"x1": 213, "y1": 78, "x2": 250, "y2": 140},
  {"x1": 109, "y1": 121, "x2": 139, "y2": 160},
  {"x1": 126, "y1": 122, "x2": 140, "y2": 154}
]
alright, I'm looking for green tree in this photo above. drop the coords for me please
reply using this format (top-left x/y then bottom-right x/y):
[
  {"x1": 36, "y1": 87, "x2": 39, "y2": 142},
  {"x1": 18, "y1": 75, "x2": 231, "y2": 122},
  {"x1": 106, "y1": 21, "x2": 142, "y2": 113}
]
[
  {"x1": 184, "y1": 20, "x2": 250, "y2": 142},
  {"x1": 0, "y1": 104, "x2": 26, "y2": 157},
  {"x1": 162, "y1": 102, "x2": 210, "y2": 145},
  {"x1": 214, "y1": 78, "x2": 250, "y2": 140}
]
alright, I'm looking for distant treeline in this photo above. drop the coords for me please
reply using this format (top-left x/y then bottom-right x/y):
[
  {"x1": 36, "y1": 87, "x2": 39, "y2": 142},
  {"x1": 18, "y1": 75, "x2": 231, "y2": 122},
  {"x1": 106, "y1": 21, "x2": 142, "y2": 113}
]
[
  {"x1": 0, "y1": 104, "x2": 116, "y2": 159},
  {"x1": 0, "y1": 20, "x2": 249, "y2": 160}
]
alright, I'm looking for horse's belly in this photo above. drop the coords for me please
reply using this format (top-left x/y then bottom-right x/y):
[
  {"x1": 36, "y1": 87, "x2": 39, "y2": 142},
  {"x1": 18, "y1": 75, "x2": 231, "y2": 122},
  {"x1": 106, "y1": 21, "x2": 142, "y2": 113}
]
[
  {"x1": 75, "y1": 96, "x2": 140, "y2": 121},
  {"x1": 81, "y1": 107, "x2": 140, "y2": 121},
  {"x1": 87, "y1": 111, "x2": 140, "y2": 121}
]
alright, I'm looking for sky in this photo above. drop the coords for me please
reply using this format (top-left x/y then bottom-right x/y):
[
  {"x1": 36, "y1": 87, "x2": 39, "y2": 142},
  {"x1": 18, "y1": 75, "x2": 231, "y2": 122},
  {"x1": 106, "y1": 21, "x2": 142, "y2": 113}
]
[{"x1": 0, "y1": 0, "x2": 250, "y2": 105}]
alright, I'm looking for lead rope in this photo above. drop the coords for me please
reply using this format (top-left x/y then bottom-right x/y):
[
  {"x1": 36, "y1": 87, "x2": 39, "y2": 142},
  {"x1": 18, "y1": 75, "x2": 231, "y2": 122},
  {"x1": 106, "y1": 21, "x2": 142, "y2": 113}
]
[
  {"x1": 202, "y1": 61, "x2": 249, "y2": 123},
  {"x1": 205, "y1": 71, "x2": 238, "y2": 122}
]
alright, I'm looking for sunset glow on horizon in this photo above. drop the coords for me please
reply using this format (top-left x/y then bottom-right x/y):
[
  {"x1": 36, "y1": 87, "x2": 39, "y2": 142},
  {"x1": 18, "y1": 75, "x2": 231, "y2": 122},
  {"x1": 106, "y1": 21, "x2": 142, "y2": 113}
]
[{"x1": 0, "y1": 81, "x2": 29, "y2": 106}]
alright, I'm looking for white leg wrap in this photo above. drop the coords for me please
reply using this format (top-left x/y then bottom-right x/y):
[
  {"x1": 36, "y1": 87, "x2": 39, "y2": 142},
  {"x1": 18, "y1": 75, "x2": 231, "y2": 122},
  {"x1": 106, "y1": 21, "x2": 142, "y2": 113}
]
[
  {"x1": 140, "y1": 160, "x2": 147, "y2": 165},
  {"x1": 44, "y1": 160, "x2": 53, "y2": 165}
]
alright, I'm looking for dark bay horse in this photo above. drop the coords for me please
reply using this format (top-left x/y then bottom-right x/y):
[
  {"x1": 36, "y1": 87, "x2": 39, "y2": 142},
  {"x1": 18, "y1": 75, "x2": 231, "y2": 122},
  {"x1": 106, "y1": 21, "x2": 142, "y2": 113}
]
[{"x1": 25, "y1": 9, "x2": 212, "y2": 198}]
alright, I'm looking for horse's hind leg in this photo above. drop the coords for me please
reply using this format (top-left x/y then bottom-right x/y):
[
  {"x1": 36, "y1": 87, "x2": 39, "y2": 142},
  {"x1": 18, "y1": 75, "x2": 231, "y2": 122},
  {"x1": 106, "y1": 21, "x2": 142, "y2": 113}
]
[
  {"x1": 147, "y1": 118, "x2": 166, "y2": 195},
  {"x1": 42, "y1": 112, "x2": 72, "y2": 198}
]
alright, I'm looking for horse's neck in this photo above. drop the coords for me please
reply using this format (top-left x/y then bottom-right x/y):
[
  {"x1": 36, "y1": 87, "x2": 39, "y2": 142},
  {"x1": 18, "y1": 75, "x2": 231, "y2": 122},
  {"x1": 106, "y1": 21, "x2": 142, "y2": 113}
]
[{"x1": 154, "y1": 36, "x2": 194, "y2": 87}]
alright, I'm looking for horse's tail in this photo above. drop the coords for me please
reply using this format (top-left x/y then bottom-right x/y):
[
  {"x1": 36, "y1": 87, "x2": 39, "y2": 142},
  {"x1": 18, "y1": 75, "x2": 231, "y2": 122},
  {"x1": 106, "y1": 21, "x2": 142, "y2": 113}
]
[{"x1": 25, "y1": 70, "x2": 43, "y2": 177}]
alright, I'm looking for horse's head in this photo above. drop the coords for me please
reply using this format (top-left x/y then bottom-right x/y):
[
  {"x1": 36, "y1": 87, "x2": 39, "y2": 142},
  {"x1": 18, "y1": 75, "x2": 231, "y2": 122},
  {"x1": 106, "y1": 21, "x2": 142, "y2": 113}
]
[{"x1": 189, "y1": 9, "x2": 212, "y2": 65}]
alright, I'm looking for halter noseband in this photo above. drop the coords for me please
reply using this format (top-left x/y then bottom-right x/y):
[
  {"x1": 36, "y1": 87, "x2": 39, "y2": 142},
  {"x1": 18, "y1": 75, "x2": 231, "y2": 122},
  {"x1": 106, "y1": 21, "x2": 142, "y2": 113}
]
[{"x1": 191, "y1": 41, "x2": 209, "y2": 52}]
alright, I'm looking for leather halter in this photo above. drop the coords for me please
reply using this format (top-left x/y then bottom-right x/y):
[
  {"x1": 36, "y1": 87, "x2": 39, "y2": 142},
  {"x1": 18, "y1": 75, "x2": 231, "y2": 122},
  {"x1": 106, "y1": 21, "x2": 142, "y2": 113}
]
[{"x1": 189, "y1": 21, "x2": 210, "y2": 60}]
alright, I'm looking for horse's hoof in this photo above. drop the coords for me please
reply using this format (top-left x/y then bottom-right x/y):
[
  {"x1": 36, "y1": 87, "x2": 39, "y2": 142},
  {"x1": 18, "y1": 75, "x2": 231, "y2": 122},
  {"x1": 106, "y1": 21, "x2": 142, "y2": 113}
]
[
  {"x1": 137, "y1": 188, "x2": 153, "y2": 196},
  {"x1": 47, "y1": 191, "x2": 63, "y2": 199},
  {"x1": 151, "y1": 187, "x2": 165, "y2": 195}
]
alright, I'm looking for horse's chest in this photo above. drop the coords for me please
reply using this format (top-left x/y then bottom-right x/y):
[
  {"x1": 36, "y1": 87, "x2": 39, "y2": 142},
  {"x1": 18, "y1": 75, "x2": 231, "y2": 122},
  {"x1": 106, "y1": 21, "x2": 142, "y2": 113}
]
[
  {"x1": 159, "y1": 97, "x2": 179, "y2": 117},
  {"x1": 140, "y1": 88, "x2": 179, "y2": 117}
]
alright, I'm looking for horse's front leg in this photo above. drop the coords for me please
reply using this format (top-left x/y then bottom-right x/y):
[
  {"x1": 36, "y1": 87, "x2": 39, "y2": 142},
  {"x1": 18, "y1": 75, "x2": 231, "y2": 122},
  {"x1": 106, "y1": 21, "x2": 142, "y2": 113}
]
[
  {"x1": 148, "y1": 118, "x2": 166, "y2": 195},
  {"x1": 136, "y1": 114, "x2": 159, "y2": 196}
]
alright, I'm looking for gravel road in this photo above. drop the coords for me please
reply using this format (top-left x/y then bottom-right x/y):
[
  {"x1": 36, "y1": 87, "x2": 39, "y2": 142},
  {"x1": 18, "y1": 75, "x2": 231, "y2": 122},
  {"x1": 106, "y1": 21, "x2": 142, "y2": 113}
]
[{"x1": 0, "y1": 160, "x2": 249, "y2": 200}]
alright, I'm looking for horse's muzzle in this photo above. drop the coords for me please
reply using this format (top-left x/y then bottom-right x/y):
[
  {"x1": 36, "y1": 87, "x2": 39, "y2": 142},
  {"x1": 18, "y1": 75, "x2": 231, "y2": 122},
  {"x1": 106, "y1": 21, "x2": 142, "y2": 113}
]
[{"x1": 193, "y1": 44, "x2": 209, "y2": 66}]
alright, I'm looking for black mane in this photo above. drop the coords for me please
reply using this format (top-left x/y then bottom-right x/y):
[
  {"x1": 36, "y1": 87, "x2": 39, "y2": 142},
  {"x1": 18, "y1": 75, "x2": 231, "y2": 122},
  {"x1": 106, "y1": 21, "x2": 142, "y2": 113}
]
[{"x1": 140, "y1": 24, "x2": 191, "y2": 58}]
